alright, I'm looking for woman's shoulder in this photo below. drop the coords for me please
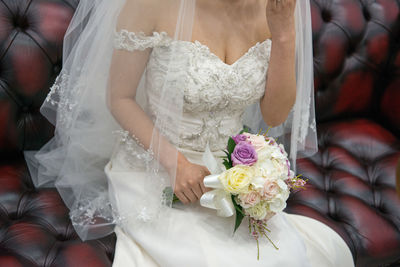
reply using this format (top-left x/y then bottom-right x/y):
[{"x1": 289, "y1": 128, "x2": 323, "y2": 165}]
[{"x1": 117, "y1": 0, "x2": 181, "y2": 37}]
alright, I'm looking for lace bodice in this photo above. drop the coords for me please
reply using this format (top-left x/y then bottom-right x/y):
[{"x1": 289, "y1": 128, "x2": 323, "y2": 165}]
[{"x1": 113, "y1": 30, "x2": 271, "y2": 165}]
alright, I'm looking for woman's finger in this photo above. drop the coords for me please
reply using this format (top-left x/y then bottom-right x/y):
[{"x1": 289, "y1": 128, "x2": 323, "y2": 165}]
[
  {"x1": 276, "y1": 0, "x2": 283, "y2": 10},
  {"x1": 191, "y1": 184, "x2": 203, "y2": 199},
  {"x1": 183, "y1": 189, "x2": 197, "y2": 203},
  {"x1": 200, "y1": 180, "x2": 207, "y2": 194},
  {"x1": 175, "y1": 191, "x2": 190, "y2": 204},
  {"x1": 267, "y1": 0, "x2": 276, "y2": 10}
]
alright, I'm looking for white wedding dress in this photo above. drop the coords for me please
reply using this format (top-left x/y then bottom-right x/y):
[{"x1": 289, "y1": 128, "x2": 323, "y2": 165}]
[{"x1": 105, "y1": 31, "x2": 354, "y2": 267}]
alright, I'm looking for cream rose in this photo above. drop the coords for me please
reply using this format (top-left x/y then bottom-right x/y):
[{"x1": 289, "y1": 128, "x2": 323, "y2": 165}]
[
  {"x1": 262, "y1": 180, "x2": 280, "y2": 200},
  {"x1": 239, "y1": 191, "x2": 261, "y2": 208},
  {"x1": 243, "y1": 133, "x2": 267, "y2": 151},
  {"x1": 218, "y1": 166, "x2": 253, "y2": 194},
  {"x1": 245, "y1": 201, "x2": 269, "y2": 220}
]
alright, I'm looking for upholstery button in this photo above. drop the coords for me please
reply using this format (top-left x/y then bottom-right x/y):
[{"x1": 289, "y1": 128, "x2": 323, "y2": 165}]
[
  {"x1": 327, "y1": 188, "x2": 335, "y2": 195},
  {"x1": 12, "y1": 16, "x2": 29, "y2": 31},
  {"x1": 321, "y1": 10, "x2": 332, "y2": 23},
  {"x1": 347, "y1": 45, "x2": 356, "y2": 56},
  {"x1": 8, "y1": 212, "x2": 19, "y2": 220},
  {"x1": 21, "y1": 106, "x2": 29, "y2": 113},
  {"x1": 328, "y1": 211, "x2": 338, "y2": 220},
  {"x1": 362, "y1": 8, "x2": 371, "y2": 21}
]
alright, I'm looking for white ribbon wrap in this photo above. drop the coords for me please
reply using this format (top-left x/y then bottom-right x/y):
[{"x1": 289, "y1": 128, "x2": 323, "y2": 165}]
[{"x1": 200, "y1": 144, "x2": 235, "y2": 217}]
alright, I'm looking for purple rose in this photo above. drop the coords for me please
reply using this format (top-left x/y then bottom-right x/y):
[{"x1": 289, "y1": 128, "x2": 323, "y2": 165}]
[
  {"x1": 231, "y1": 142, "x2": 258, "y2": 166},
  {"x1": 232, "y1": 134, "x2": 248, "y2": 144}
]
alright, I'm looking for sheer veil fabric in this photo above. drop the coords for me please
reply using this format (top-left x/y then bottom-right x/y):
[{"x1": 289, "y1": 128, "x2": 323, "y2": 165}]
[{"x1": 24, "y1": 0, "x2": 317, "y2": 241}]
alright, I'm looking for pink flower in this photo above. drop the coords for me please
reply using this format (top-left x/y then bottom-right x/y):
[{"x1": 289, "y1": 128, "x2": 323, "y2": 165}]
[
  {"x1": 262, "y1": 180, "x2": 280, "y2": 200},
  {"x1": 239, "y1": 192, "x2": 261, "y2": 208},
  {"x1": 231, "y1": 142, "x2": 258, "y2": 166},
  {"x1": 294, "y1": 179, "x2": 307, "y2": 187},
  {"x1": 243, "y1": 133, "x2": 266, "y2": 151},
  {"x1": 285, "y1": 178, "x2": 294, "y2": 189}
]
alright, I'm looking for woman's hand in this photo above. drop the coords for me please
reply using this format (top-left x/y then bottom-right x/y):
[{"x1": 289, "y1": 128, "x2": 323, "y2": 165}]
[
  {"x1": 171, "y1": 153, "x2": 211, "y2": 204},
  {"x1": 266, "y1": 0, "x2": 297, "y2": 42}
]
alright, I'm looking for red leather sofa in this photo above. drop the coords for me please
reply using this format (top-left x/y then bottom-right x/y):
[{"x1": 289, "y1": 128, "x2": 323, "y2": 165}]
[
  {"x1": 286, "y1": 1, "x2": 400, "y2": 266},
  {"x1": 0, "y1": 0, "x2": 399, "y2": 266}
]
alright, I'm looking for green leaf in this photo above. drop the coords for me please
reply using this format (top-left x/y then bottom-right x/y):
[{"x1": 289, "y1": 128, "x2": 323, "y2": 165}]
[
  {"x1": 223, "y1": 150, "x2": 230, "y2": 158},
  {"x1": 234, "y1": 212, "x2": 244, "y2": 233},
  {"x1": 240, "y1": 126, "x2": 250, "y2": 134},
  {"x1": 227, "y1": 137, "x2": 236, "y2": 154},
  {"x1": 231, "y1": 195, "x2": 245, "y2": 233},
  {"x1": 223, "y1": 160, "x2": 231, "y2": 170},
  {"x1": 172, "y1": 194, "x2": 180, "y2": 204}
]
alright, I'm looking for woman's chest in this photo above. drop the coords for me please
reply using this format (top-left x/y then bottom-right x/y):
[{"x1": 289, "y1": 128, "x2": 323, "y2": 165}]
[{"x1": 145, "y1": 39, "x2": 272, "y2": 113}]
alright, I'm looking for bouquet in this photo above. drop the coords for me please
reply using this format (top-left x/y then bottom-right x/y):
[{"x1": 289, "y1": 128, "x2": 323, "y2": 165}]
[{"x1": 198, "y1": 130, "x2": 307, "y2": 259}]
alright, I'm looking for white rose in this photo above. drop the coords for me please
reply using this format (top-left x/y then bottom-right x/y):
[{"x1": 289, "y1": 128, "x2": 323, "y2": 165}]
[
  {"x1": 270, "y1": 159, "x2": 287, "y2": 177},
  {"x1": 268, "y1": 182, "x2": 290, "y2": 213},
  {"x1": 245, "y1": 201, "x2": 269, "y2": 220},
  {"x1": 257, "y1": 146, "x2": 273, "y2": 161},
  {"x1": 268, "y1": 192, "x2": 289, "y2": 213},
  {"x1": 253, "y1": 157, "x2": 275, "y2": 177},
  {"x1": 251, "y1": 176, "x2": 265, "y2": 190},
  {"x1": 271, "y1": 145, "x2": 287, "y2": 160},
  {"x1": 276, "y1": 179, "x2": 289, "y2": 191},
  {"x1": 279, "y1": 144, "x2": 288, "y2": 157}
]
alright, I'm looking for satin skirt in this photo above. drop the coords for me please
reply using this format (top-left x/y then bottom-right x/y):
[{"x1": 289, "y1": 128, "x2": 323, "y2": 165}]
[{"x1": 105, "y1": 148, "x2": 354, "y2": 267}]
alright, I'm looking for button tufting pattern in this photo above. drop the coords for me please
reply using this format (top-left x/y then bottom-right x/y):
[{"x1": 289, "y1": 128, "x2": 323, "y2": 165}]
[
  {"x1": 0, "y1": 1, "x2": 115, "y2": 266},
  {"x1": 286, "y1": 1, "x2": 400, "y2": 266},
  {"x1": 0, "y1": 0, "x2": 399, "y2": 267}
]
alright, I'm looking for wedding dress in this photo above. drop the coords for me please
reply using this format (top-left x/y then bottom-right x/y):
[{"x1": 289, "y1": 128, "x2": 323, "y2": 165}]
[
  {"x1": 23, "y1": 1, "x2": 354, "y2": 265},
  {"x1": 105, "y1": 31, "x2": 354, "y2": 267}
]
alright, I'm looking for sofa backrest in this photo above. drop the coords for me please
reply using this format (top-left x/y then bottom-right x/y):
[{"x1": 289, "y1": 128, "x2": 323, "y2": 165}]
[
  {"x1": 0, "y1": 0, "x2": 78, "y2": 158},
  {"x1": 311, "y1": 0, "x2": 400, "y2": 136},
  {"x1": 0, "y1": 0, "x2": 399, "y2": 158}
]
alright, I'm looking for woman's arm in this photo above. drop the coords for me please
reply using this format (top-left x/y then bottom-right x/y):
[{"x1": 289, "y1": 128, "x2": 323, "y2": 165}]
[
  {"x1": 261, "y1": 0, "x2": 297, "y2": 127},
  {"x1": 108, "y1": 0, "x2": 178, "y2": 171},
  {"x1": 108, "y1": 0, "x2": 209, "y2": 204}
]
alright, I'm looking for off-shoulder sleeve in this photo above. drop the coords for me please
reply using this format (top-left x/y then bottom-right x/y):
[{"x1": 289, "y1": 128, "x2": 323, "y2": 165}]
[{"x1": 114, "y1": 30, "x2": 172, "y2": 52}]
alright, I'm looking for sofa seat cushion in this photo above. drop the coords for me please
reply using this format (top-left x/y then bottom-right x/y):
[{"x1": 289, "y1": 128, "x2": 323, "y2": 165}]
[
  {"x1": 286, "y1": 118, "x2": 400, "y2": 266},
  {"x1": 0, "y1": 160, "x2": 116, "y2": 267}
]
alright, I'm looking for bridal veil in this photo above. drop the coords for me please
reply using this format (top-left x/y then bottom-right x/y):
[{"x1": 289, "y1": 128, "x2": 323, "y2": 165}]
[{"x1": 24, "y1": 0, "x2": 316, "y2": 241}]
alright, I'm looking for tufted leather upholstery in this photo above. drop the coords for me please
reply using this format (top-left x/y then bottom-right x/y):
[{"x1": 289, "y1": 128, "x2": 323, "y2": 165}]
[
  {"x1": 0, "y1": 0, "x2": 115, "y2": 266},
  {"x1": 286, "y1": 0, "x2": 400, "y2": 266},
  {"x1": 397, "y1": 159, "x2": 400, "y2": 197},
  {"x1": 0, "y1": 0, "x2": 399, "y2": 267}
]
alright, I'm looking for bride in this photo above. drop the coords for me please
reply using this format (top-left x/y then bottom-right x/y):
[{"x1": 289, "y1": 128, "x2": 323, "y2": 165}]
[{"x1": 26, "y1": 0, "x2": 354, "y2": 266}]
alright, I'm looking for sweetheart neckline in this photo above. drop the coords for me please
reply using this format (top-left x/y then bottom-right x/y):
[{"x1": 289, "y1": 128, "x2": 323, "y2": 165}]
[
  {"x1": 150, "y1": 31, "x2": 272, "y2": 67},
  {"x1": 176, "y1": 38, "x2": 272, "y2": 67},
  {"x1": 115, "y1": 30, "x2": 272, "y2": 67}
]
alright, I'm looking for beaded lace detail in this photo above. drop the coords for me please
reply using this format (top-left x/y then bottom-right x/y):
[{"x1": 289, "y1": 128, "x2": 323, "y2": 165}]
[
  {"x1": 113, "y1": 30, "x2": 272, "y2": 154},
  {"x1": 114, "y1": 30, "x2": 171, "y2": 51},
  {"x1": 45, "y1": 71, "x2": 85, "y2": 131}
]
